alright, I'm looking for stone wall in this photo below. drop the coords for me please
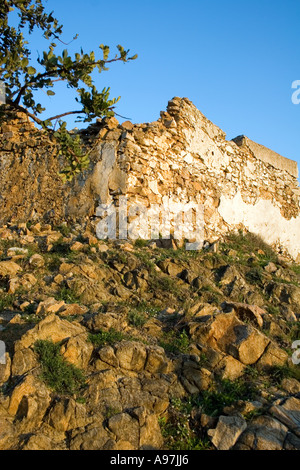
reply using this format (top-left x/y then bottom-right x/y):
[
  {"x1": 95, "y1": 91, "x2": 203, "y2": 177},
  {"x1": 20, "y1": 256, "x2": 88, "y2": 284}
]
[
  {"x1": 0, "y1": 97, "x2": 299, "y2": 260},
  {"x1": 232, "y1": 135, "x2": 298, "y2": 179}
]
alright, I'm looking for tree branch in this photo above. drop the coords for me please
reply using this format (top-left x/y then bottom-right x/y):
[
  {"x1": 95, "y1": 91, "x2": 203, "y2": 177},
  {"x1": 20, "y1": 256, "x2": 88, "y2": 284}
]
[
  {"x1": 6, "y1": 100, "x2": 44, "y2": 126},
  {"x1": 12, "y1": 55, "x2": 128, "y2": 105},
  {"x1": 7, "y1": 100, "x2": 87, "y2": 127},
  {"x1": 46, "y1": 110, "x2": 83, "y2": 121}
]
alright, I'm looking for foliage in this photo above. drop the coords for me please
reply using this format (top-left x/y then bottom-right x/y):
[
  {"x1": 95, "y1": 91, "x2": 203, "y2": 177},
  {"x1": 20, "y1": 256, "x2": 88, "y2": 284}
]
[
  {"x1": 221, "y1": 230, "x2": 278, "y2": 263},
  {"x1": 54, "y1": 223, "x2": 72, "y2": 237},
  {"x1": 134, "y1": 239, "x2": 149, "y2": 248},
  {"x1": 195, "y1": 378, "x2": 258, "y2": 417},
  {"x1": 269, "y1": 364, "x2": 300, "y2": 384},
  {"x1": 290, "y1": 264, "x2": 300, "y2": 276},
  {"x1": 55, "y1": 286, "x2": 81, "y2": 304},
  {"x1": 159, "y1": 329, "x2": 190, "y2": 355},
  {"x1": 128, "y1": 309, "x2": 147, "y2": 327},
  {"x1": 159, "y1": 397, "x2": 212, "y2": 450},
  {"x1": 88, "y1": 328, "x2": 128, "y2": 347},
  {"x1": 150, "y1": 275, "x2": 178, "y2": 295},
  {"x1": 0, "y1": 0, "x2": 137, "y2": 180},
  {"x1": 34, "y1": 339, "x2": 86, "y2": 394},
  {"x1": 0, "y1": 293, "x2": 16, "y2": 310}
]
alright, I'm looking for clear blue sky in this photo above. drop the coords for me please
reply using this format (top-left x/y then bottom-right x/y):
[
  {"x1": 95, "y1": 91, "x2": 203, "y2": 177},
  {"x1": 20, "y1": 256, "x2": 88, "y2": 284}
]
[{"x1": 14, "y1": 0, "x2": 300, "y2": 167}]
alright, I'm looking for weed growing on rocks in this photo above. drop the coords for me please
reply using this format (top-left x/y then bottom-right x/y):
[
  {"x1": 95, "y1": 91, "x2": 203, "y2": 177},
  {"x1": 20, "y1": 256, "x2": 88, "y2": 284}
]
[{"x1": 34, "y1": 340, "x2": 86, "y2": 395}]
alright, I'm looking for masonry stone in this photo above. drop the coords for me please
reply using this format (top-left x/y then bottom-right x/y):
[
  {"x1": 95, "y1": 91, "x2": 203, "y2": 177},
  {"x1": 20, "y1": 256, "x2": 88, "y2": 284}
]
[{"x1": 0, "y1": 98, "x2": 299, "y2": 260}]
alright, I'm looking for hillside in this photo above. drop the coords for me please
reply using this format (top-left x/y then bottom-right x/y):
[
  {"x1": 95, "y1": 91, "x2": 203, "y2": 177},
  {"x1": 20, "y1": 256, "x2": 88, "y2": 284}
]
[{"x1": 0, "y1": 224, "x2": 299, "y2": 450}]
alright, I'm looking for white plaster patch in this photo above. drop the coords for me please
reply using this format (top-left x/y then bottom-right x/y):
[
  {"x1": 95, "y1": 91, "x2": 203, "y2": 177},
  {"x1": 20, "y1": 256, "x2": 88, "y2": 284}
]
[
  {"x1": 218, "y1": 191, "x2": 300, "y2": 260},
  {"x1": 183, "y1": 126, "x2": 227, "y2": 170}
]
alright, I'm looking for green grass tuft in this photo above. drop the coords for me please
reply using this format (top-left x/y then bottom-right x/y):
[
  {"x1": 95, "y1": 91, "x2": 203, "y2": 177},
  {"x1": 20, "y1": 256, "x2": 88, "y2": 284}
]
[{"x1": 34, "y1": 339, "x2": 86, "y2": 395}]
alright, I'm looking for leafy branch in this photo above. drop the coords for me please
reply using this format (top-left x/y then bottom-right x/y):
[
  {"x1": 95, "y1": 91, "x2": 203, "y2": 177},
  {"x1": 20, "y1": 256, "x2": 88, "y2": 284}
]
[{"x1": 0, "y1": 0, "x2": 137, "y2": 180}]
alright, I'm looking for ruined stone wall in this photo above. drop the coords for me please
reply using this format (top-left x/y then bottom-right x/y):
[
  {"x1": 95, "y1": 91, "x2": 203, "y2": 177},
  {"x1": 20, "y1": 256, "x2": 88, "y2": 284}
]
[
  {"x1": 107, "y1": 97, "x2": 300, "y2": 260},
  {"x1": 0, "y1": 97, "x2": 299, "y2": 260}
]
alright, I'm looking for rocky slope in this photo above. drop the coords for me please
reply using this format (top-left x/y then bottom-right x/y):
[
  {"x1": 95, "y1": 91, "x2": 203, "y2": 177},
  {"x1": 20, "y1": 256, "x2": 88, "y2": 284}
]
[{"x1": 0, "y1": 223, "x2": 299, "y2": 450}]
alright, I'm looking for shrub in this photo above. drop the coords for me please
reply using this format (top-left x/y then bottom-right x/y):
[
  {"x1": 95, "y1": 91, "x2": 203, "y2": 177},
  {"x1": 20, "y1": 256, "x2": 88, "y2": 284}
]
[
  {"x1": 128, "y1": 309, "x2": 147, "y2": 327},
  {"x1": 88, "y1": 328, "x2": 127, "y2": 347},
  {"x1": 159, "y1": 397, "x2": 211, "y2": 450},
  {"x1": 222, "y1": 231, "x2": 278, "y2": 263},
  {"x1": 269, "y1": 364, "x2": 300, "y2": 384},
  {"x1": 55, "y1": 286, "x2": 81, "y2": 304},
  {"x1": 159, "y1": 330, "x2": 190, "y2": 355},
  {"x1": 195, "y1": 378, "x2": 258, "y2": 416},
  {"x1": 34, "y1": 340, "x2": 86, "y2": 395}
]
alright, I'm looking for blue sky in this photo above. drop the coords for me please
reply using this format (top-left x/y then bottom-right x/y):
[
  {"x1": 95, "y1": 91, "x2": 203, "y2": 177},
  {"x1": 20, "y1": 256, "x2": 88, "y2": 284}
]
[{"x1": 12, "y1": 0, "x2": 300, "y2": 167}]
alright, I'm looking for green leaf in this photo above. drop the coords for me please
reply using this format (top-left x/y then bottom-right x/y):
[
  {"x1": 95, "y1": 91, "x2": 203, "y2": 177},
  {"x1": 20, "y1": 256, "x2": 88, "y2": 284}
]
[
  {"x1": 47, "y1": 90, "x2": 55, "y2": 96},
  {"x1": 27, "y1": 66, "x2": 36, "y2": 75}
]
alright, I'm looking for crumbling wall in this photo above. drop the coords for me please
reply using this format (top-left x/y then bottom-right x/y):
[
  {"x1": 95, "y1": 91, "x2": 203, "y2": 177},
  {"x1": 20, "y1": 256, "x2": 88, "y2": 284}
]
[{"x1": 0, "y1": 98, "x2": 299, "y2": 260}]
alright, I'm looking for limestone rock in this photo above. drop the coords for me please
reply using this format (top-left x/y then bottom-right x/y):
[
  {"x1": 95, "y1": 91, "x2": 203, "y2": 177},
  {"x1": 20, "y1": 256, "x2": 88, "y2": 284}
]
[
  {"x1": 269, "y1": 397, "x2": 300, "y2": 437},
  {"x1": 60, "y1": 333, "x2": 93, "y2": 368},
  {"x1": 115, "y1": 341, "x2": 147, "y2": 372},
  {"x1": 108, "y1": 412, "x2": 139, "y2": 448},
  {"x1": 69, "y1": 424, "x2": 111, "y2": 450},
  {"x1": 193, "y1": 312, "x2": 269, "y2": 365},
  {"x1": 208, "y1": 415, "x2": 247, "y2": 450},
  {"x1": 36, "y1": 297, "x2": 66, "y2": 315},
  {"x1": 0, "y1": 414, "x2": 16, "y2": 450},
  {"x1": 0, "y1": 260, "x2": 22, "y2": 277},
  {"x1": 180, "y1": 361, "x2": 212, "y2": 393},
  {"x1": 139, "y1": 414, "x2": 164, "y2": 450},
  {"x1": 8, "y1": 273, "x2": 37, "y2": 294},
  {"x1": 0, "y1": 353, "x2": 11, "y2": 385},
  {"x1": 214, "y1": 355, "x2": 246, "y2": 380},
  {"x1": 29, "y1": 253, "x2": 45, "y2": 268},
  {"x1": 281, "y1": 378, "x2": 300, "y2": 394},
  {"x1": 225, "y1": 302, "x2": 264, "y2": 328},
  {"x1": 85, "y1": 311, "x2": 127, "y2": 332},
  {"x1": 256, "y1": 342, "x2": 288, "y2": 371},
  {"x1": 47, "y1": 398, "x2": 90, "y2": 432},
  {"x1": 15, "y1": 314, "x2": 87, "y2": 351},
  {"x1": 226, "y1": 323, "x2": 270, "y2": 365},
  {"x1": 59, "y1": 303, "x2": 88, "y2": 317},
  {"x1": 144, "y1": 345, "x2": 169, "y2": 374},
  {"x1": 11, "y1": 347, "x2": 38, "y2": 376},
  {"x1": 235, "y1": 415, "x2": 289, "y2": 450},
  {"x1": 8, "y1": 374, "x2": 51, "y2": 431}
]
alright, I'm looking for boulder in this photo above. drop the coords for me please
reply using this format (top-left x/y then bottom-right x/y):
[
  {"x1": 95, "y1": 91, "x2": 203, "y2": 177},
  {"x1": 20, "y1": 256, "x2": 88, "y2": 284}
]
[
  {"x1": 224, "y1": 302, "x2": 264, "y2": 328},
  {"x1": 269, "y1": 397, "x2": 300, "y2": 437},
  {"x1": 193, "y1": 312, "x2": 270, "y2": 365},
  {"x1": 0, "y1": 260, "x2": 22, "y2": 277},
  {"x1": 85, "y1": 311, "x2": 127, "y2": 332},
  {"x1": 108, "y1": 412, "x2": 139, "y2": 448},
  {"x1": 58, "y1": 303, "x2": 88, "y2": 317},
  {"x1": 235, "y1": 415, "x2": 289, "y2": 450},
  {"x1": 36, "y1": 297, "x2": 66, "y2": 315},
  {"x1": 60, "y1": 333, "x2": 93, "y2": 368},
  {"x1": 28, "y1": 253, "x2": 45, "y2": 268},
  {"x1": 214, "y1": 355, "x2": 246, "y2": 380},
  {"x1": 208, "y1": 415, "x2": 247, "y2": 450},
  {"x1": 256, "y1": 342, "x2": 288, "y2": 371},
  {"x1": 47, "y1": 398, "x2": 90, "y2": 432},
  {"x1": 8, "y1": 374, "x2": 51, "y2": 429},
  {"x1": 115, "y1": 341, "x2": 147, "y2": 372},
  {"x1": 226, "y1": 323, "x2": 270, "y2": 365},
  {"x1": 11, "y1": 347, "x2": 38, "y2": 376},
  {"x1": 15, "y1": 314, "x2": 87, "y2": 351}
]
